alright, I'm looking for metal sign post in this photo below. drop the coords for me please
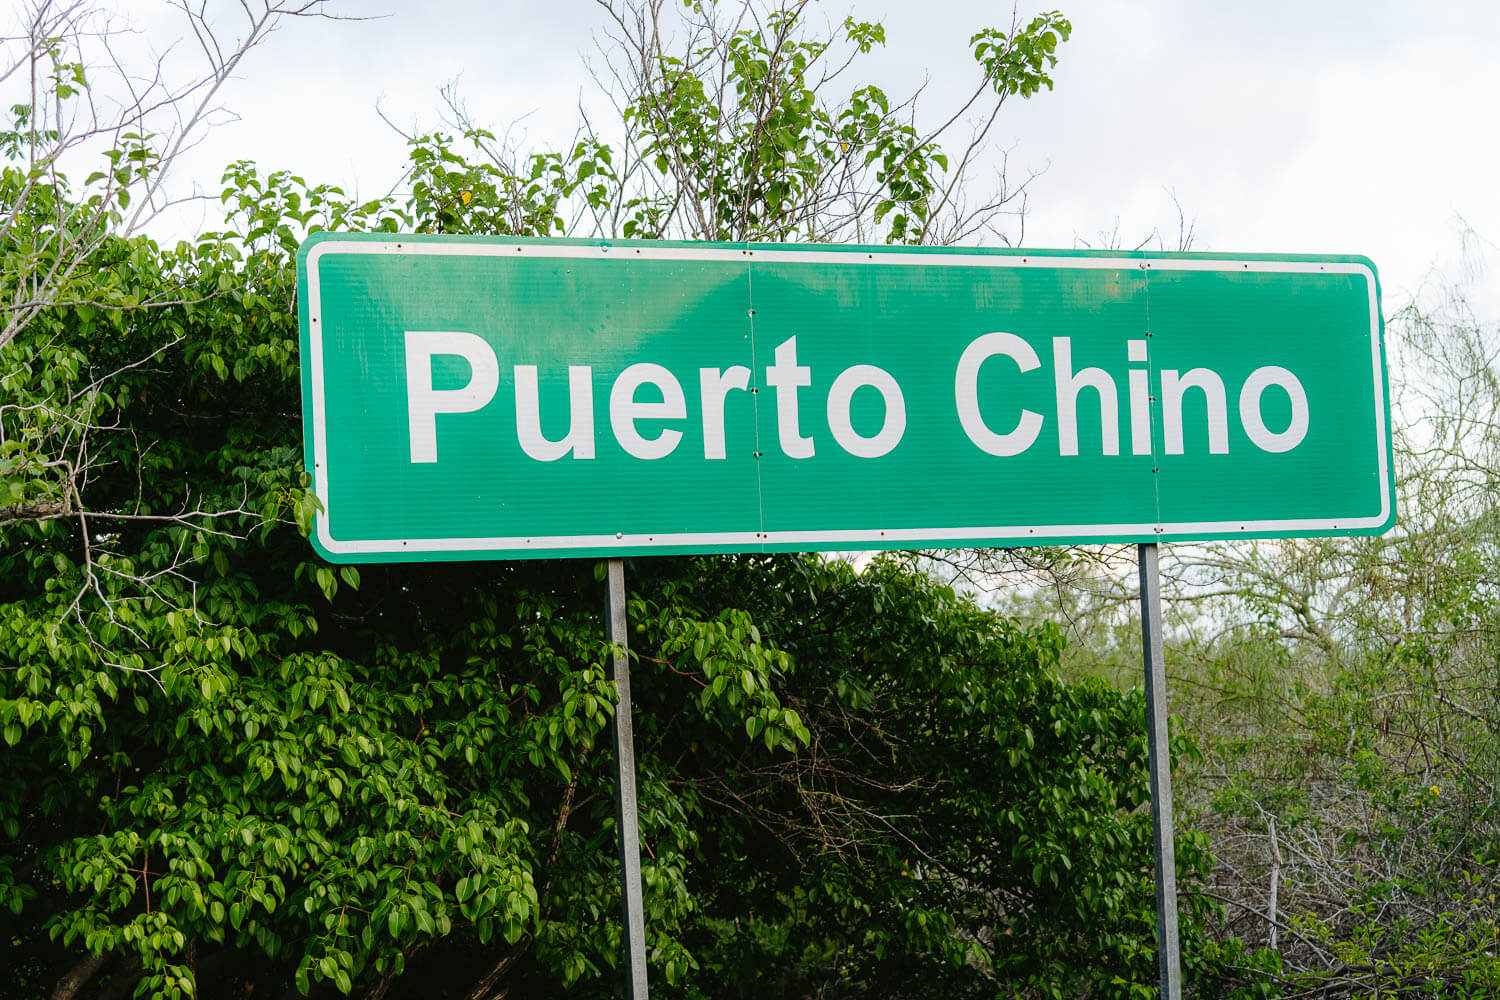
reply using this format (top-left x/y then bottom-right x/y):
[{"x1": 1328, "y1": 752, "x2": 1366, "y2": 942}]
[
  {"x1": 1138, "y1": 542, "x2": 1181, "y2": 999},
  {"x1": 606, "y1": 559, "x2": 649, "y2": 999}
]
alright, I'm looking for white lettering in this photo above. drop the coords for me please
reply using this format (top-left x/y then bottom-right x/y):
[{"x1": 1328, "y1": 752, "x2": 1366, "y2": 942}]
[
  {"x1": 409, "y1": 330, "x2": 1310, "y2": 469},
  {"x1": 1240, "y1": 366, "x2": 1309, "y2": 453},
  {"x1": 954, "y1": 332, "x2": 1044, "y2": 457},
  {"x1": 1053, "y1": 338, "x2": 1119, "y2": 456},
  {"x1": 515, "y1": 365, "x2": 596, "y2": 460},
  {"x1": 765, "y1": 337, "x2": 814, "y2": 459},
  {"x1": 827, "y1": 365, "x2": 906, "y2": 458},
  {"x1": 699, "y1": 366, "x2": 751, "y2": 460},
  {"x1": 1127, "y1": 340, "x2": 1152, "y2": 455},
  {"x1": 610, "y1": 363, "x2": 686, "y2": 460},
  {"x1": 1161, "y1": 368, "x2": 1229, "y2": 455},
  {"x1": 404, "y1": 331, "x2": 500, "y2": 464}
]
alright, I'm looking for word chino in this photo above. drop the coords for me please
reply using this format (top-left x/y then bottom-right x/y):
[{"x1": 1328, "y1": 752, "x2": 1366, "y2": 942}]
[{"x1": 403, "y1": 330, "x2": 1309, "y2": 464}]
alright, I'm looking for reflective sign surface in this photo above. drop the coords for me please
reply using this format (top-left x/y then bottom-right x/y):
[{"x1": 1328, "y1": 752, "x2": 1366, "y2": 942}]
[{"x1": 298, "y1": 234, "x2": 1393, "y2": 562}]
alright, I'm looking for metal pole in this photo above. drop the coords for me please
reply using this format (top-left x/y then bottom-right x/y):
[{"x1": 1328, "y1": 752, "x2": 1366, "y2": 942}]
[
  {"x1": 607, "y1": 558, "x2": 649, "y2": 999},
  {"x1": 1138, "y1": 542, "x2": 1182, "y2": 999}
]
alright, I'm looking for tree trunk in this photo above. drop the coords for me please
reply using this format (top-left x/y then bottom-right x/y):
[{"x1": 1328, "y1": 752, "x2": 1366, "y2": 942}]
[
  {"x1": 96, "y1": 957, "x2": 143, "y2": 1000},
  {"x1": 51, "y1": 953, "x2": 109, "y2": 1000},
  {"x1": 463, "y1": 945, "x2": 525, "y2": 1000}
]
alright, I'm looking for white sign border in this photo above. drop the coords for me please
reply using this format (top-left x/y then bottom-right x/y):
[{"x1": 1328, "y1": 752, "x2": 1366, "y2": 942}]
[{"x1": 302, "y1": 240, "x2": 1391, "y2": 557}]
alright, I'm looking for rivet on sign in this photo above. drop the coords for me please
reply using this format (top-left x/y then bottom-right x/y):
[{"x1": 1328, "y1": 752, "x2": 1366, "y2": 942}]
[{"x1": 616, "y1": 532, "x2": 623, "y2": 539}]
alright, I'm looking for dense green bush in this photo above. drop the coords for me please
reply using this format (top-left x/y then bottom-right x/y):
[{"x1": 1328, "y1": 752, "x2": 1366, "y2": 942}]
[{"x1": 0, "y1": 4, "x2": 1300, "y2": 994}]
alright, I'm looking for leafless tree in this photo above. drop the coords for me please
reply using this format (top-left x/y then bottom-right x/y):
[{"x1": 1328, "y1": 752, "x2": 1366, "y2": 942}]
[
  {"x1": 0, "y1": 0, "x2": 345, "y2": 679},
  {"x1": 0, "y1": 0, "x2": 343, "y2": 355}
]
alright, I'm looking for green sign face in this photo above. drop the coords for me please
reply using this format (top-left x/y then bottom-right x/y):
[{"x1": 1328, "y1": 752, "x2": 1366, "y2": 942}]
[{"x1": 297, "y1": 234, "x2": 1393, "y2": 563}]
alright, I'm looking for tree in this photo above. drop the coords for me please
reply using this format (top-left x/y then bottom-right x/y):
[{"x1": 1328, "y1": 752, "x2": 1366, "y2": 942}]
[
  {"x1": 0, "y1": 0, "x2": 345, "y2": 679},
  {"x1": 0, "y1": 0, "x2": 339, "y2": 355},
  {"x1": 2, "y1": 2, "x2": 1263, "y2": 997},
  {"x1": 955, "y1": 251, "x2": 1500, "y2": 994},
  {"x1": 0, "y1": 288, "x2": 1228, "y2": 993},
  {"x1": 390, "y1": 0, "x2": 1068, "y2": 247},
  {"x1": 0, "y1": 155, "x2": 1237, "y2": 1000},
  {"x1": 1173, "y1": 263, "x2": 1500, "y2": 996}
]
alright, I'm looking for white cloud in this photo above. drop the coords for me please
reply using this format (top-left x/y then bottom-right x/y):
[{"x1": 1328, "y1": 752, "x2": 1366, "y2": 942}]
[{"x1": 141, "y1": 0, "x2": 1498, "y2": 306}]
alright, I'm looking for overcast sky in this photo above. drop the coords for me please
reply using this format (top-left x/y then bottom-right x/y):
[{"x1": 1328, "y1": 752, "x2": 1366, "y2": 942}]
[{"x1": 150, "y1": 0, "x2": 1498, "y2": 312}]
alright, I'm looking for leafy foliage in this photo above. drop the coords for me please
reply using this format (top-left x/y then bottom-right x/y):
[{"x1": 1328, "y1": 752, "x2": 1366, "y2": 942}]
[
  {"x1": 0, "y1": 156, "x2": 1244, "y2": 997},
  {"x1": 385, "y1": 2, "x2": 1069, "y2": 246},
  {"x1": 642, "y1": 555, "x2": 1222, "y2": 998},
  {"x1": 0, "y1": 3, "x2": 1296, "y2": 997}
]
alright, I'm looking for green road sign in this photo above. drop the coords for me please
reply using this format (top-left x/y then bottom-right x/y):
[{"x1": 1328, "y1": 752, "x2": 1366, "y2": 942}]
[{"x1": 297, "y1": 234, "x2": 1393, "y2": 562}]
